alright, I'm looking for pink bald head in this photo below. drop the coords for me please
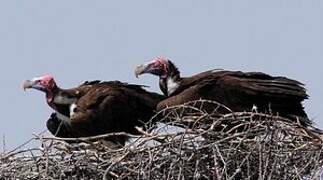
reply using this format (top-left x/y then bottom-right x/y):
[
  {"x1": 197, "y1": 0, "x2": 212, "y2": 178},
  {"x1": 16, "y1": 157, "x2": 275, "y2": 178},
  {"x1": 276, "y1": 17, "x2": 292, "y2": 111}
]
[
  {"x1": 136, "y1": 56, "x2": 170, "y2": 78},
  {"x1": 148, "y1": 56, "x2": 170, "y2": 78},
  {"x1": 151, "y1": 56, "x2": 168, "y2": 65},
  {"x1": 23, "y1": 74, "x2": 57, "y2": 103},
  {"x1": 38, "y1": 74, "x2": 55, "y2": 88}
]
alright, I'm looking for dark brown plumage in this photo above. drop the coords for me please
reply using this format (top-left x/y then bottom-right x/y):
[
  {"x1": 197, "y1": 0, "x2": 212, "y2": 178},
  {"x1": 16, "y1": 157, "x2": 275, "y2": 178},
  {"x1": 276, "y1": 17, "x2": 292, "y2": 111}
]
[
  {"x1": 135, "y1": 57, "x2": 311, "y2": 126},
  {"x1": 24, "y1": 75, "x2": 164, "y2": 144},
  {"x1": 69, "y1": 81, "x2": 164, "y2": 138},
  {"x1": 46, "y1": 113, "x2": 75, "y2": 138}
]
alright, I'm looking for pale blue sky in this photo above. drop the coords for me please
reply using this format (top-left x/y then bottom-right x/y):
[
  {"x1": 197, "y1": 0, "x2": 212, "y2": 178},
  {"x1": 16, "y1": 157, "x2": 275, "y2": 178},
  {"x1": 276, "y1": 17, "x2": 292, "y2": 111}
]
[{"x1": 0, "y1": 1, "x2": 322, "y2": 149}]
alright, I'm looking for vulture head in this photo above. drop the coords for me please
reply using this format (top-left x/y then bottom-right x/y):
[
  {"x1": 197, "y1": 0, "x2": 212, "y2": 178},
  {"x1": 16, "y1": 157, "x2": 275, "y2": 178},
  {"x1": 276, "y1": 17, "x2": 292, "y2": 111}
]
[
  {"x1": 135, "y1": 57, "x2": 181, "y2": 96},
  {"x1": 23, "y1": 74, "x2": 57, "y2": 103},
  {"x1": 135, "y1": 57, "x2": 171, "y2": 79}
]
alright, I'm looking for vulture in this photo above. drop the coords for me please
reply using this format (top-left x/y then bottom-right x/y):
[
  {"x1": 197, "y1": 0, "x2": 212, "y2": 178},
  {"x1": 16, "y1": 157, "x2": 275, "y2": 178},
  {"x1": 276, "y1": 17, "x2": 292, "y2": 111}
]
[
  {"x1": 23, "y1": 75, "x2": 164, "y2": 144},
  {"x1": 135, "y1": 57, "x2": 311, "y2": 126}
]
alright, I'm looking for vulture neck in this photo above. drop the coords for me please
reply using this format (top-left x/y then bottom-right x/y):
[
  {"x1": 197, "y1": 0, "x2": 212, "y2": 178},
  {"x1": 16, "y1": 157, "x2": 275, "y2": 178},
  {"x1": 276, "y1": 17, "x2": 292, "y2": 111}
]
[
  {"x1": 52, "y1": 89, "x2": 77, "y2": 105},
  {"x1": 160, "y1": 61, "x2": 181, "y2": 96},
  {"x1": 47, "y1": 86, "x2": 77, "y2": 123}
]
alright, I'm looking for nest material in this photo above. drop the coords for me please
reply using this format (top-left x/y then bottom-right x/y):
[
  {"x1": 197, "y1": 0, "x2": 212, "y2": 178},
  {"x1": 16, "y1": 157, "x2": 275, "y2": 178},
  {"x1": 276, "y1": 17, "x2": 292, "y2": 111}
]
[{"x1": 1, "y1": 100, "x2": 323, "y2": 180}]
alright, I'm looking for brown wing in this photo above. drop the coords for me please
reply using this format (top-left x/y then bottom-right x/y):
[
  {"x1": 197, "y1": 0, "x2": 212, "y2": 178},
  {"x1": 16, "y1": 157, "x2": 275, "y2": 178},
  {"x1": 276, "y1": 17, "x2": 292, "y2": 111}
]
[
  {"x1": 58, "y1": 80, "x2": 102, "y2": 98},
  {"x1": 69, "y1": 83, "x2": 164, "y2": 139},
  {"x1": 223, "y1": 71, "x2": 307, "y2": 99},
  {"x1": 158, "y1": 70, "x2": 310, "y2": 125}
]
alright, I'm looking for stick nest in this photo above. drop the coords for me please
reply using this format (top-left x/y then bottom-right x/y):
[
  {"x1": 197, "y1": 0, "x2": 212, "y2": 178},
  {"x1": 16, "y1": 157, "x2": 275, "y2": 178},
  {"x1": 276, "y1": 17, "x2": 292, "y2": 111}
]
[{"x1": 1, "y1": 100, "x2": 323, "y2": 180}]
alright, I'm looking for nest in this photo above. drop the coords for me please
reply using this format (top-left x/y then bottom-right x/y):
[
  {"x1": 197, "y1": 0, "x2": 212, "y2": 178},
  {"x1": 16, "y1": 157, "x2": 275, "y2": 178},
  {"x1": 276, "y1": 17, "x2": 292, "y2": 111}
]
[{"x1": 1, "y1": 100, "x2": 323, "y2": 180}]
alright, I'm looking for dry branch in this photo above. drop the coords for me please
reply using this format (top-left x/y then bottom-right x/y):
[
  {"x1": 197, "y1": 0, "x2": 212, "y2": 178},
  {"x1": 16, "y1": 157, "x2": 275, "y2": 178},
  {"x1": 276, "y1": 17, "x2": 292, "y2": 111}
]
[{"x1": 1, "y1": 100, "x2": 323, "y2": 180}]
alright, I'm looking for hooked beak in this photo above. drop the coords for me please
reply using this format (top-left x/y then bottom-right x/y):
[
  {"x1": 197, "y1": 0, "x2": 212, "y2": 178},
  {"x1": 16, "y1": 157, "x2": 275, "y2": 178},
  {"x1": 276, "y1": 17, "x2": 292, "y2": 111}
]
[
  {"x1": 134, "y1": 62, "x2": 165, "y2": 78},
  {"x1": 134, "y1": 64, "x2": 148, "y2": 78},
  {"x1": 23, "y1": 79, "x2": 45, "y2": 92},
  {"x1": 23, "y1": 80, "x2": 35, "y2": 91}
]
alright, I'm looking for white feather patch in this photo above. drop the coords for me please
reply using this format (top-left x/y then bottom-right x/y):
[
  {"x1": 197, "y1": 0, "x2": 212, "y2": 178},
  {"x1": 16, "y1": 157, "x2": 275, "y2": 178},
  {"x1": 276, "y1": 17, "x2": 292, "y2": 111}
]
[
  {"x1": 252, "y1": 104, "x2": 258, "y2": 113},
  {"x1": 167, "y1": 77, "x2": 179, "y2": 96},
  {"x1": 70, "y1": 103, "x2": 77, "y2": 118}
]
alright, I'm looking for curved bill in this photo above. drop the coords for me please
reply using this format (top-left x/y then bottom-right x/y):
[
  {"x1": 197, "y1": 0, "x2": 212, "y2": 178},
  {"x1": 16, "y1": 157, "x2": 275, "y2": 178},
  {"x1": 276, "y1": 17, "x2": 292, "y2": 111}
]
[{"x1": 134, "y1": 64, "x2": 147, "y2": 78}]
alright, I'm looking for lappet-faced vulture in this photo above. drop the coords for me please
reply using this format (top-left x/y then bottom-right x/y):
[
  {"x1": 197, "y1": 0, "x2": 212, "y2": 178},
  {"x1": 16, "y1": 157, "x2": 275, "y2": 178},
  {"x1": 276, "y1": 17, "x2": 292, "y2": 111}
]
[
  {"x1": 135, "y1": 57, "x2": 311, "y2": 126},
  {"x1": 23, "y1": 75, "x2": 164, "y2": 144}
]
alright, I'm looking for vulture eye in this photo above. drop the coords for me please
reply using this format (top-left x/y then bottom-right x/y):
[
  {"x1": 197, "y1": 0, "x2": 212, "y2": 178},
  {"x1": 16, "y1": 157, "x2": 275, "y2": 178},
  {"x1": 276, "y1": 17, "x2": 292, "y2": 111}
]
[
  {"x1": 153, "y1": 61, "x2": 166, "y2": 72},
  {"x1": 151, "y1": 63, "x2": 159, "y2": 68}
]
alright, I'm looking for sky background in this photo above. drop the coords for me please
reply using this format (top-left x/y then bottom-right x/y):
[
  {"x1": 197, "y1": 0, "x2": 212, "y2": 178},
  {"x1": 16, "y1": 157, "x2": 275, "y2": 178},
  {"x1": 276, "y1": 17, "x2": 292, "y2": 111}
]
[{"x1": 0, "y1": 1, "x2": 322, "y2": 150}]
